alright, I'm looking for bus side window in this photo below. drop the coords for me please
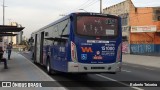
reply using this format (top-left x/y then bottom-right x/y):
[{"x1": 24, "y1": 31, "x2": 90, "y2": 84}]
[
  {"x1": 53, "y1": 41, "x2": 58, "y2": 46},
  {"x1": 57, "y1": 42, "x2": 61, "y2": 45},
  {"x1": 61, "y1": 41, "x2": 66, "y2": 46},
  {"x1": 55, "y1": 41, "x2": 66, "y2": 46}
]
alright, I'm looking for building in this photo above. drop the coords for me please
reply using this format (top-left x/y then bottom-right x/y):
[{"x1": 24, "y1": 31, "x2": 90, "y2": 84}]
[
  {"x1": 0, "y1": 24, "x2": 24, "y2": 52},
  {"x1": 3, "y1": 22, "x2": 23, "y2": 45},
  {"x1": 16, "y1": 31, "x2": 23, "y2": 44},
  {"x1": 103, "y1": 0, "x2": 133, "y2": 53},
  {"x1": 103, "y1": 0, "x2": 160, "y2": 55}
]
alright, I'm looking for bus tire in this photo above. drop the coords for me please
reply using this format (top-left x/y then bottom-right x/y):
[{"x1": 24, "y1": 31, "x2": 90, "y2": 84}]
[
  {"x1": 109, "y1": 72, "x2": 116, "y2": 74},
  {"x1": 46, "y1": 60, "x2": 52, "y2": 74}
]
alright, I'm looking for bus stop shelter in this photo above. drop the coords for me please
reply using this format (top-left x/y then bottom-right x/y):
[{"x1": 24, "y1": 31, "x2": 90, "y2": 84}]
[{"x1": 0, "y1": 25, "x2": 25, "y2": 36}]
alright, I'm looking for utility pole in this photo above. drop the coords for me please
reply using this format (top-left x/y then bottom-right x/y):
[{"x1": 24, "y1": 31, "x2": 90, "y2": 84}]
[
  {"x1": 2, "y1": 0, "x2": 6, "y2": 25},
  {"x1": 100, "y1": 0, "x2": 102, "y2": 13}
]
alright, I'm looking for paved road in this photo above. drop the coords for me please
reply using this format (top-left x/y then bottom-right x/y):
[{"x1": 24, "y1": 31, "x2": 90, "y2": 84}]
[{"x1": 20, "y1": 52, "x2": 160, "y2": 90}]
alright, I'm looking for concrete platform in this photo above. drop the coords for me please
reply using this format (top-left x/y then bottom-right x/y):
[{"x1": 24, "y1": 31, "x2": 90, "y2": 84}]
[{"x1": 0, "y1": 52, "x2": 66, "y2": 90}]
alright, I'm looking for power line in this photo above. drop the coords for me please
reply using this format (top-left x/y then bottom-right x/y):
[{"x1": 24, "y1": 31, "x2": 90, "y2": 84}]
[
  {"x1": 57, "y1": 1, "x2": 93, "y2": 21},
  {"x1": 64, "y1": 0, "x2": 100, "y2": 15},
  {"x1": 103, "y1": 0, "x2": 112, "y2": 7},
  {"x1": 58, "y1": 0, "x2": 100, "y2": 20},
  {"x1": 72, "y1": 0, "x2": 91, "y2": 10},
  {"x1": 83, "y1": 0, "x2": 101, "y2": 13},
  {"x1": 82, "y1": 0, "x2": 99, "y2": 9},
  {"x1": 63, "y1": 0, "x2": 93, "y2": 14}
]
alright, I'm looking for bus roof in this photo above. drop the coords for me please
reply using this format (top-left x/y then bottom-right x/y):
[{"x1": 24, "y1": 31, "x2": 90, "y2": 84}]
[
  {"x1": 32, "y1": 13, "x2": 71, "y2": 34},
  {"x1": 31, "y1": 12, "x2": 119, "y2": 35}
]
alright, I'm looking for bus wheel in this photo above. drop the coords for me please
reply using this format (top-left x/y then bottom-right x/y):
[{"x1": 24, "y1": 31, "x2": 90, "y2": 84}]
[
  {"x1": 46, "y1": 60, "x2": 52, "y2": 74},
  {"x1": 109, "y1": 72, "x2": 116, "y2": 74}
]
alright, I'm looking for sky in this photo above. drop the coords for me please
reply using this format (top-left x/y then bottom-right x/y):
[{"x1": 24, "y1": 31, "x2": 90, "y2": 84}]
[{"x1": 0, "y1": 0, "x2": 160, "y2": 38}]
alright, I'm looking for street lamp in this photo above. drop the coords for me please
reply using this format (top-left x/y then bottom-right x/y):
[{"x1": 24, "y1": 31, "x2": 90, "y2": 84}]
[
  {"x1": 100, "y1": 0, "x2": 102, "y2": 13},
  {"x1": 2, "y1": 0, "x2": 7, "y2": 25}
]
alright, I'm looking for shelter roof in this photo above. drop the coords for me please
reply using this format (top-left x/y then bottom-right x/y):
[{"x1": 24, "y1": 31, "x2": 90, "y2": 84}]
[{"x1": 0, "y1": 25, "x2": 24, "y2": 32}]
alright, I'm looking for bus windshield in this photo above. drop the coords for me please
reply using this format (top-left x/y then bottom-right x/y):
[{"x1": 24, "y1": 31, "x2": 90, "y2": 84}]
[{"x1": 77, "y1": 16, "x2": 118, "y2": 37}]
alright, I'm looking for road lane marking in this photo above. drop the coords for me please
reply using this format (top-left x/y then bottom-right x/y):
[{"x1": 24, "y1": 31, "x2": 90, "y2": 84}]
[
  {"x1": 96, "y1": 74, "x2": 144, "y2": 90},
  {"x1": 122, "y1": 69, "x2": 131, "y2": 73}
]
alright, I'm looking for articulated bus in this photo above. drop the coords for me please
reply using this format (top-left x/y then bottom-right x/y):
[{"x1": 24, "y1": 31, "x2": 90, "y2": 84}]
[{"x1": 29, "y1": 12, "x2": 122, "y2": 74}]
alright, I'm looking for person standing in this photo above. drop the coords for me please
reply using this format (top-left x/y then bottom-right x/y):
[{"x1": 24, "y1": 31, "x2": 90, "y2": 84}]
[
  {"x1": 0, "y1": 47, "x2": 8, "y2": 69},
  {"x1": 6, "y1": 43, "x2": 12, "y2": 60},
  {"x1": 4, "y1": 42, "x2": 7, "y2": 53}
]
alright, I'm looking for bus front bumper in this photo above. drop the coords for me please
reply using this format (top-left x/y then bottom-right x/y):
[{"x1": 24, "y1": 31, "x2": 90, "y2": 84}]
[{"x1": 68, "y1": 62, "x2": 122, "y2": 73}]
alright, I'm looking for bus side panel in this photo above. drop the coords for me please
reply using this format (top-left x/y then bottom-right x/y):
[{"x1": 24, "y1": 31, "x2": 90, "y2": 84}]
[
  {"x1": 50, "y1": 45, "x2": 68, "y2": 72},
  {"x1": 43, "y1": 28, "x2": 54, "y2": 66},
  {"x1": 50, "y1": 19, "x2": 70, "y2": 72}
]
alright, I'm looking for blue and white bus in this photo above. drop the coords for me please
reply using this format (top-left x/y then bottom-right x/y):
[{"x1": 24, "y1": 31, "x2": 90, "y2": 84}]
[{"x1": 29, "y1": 12, "x2": 122, "y2": 74}]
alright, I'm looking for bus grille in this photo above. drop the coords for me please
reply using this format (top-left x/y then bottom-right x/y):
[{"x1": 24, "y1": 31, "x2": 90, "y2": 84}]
[{"x1": 91, "y1": 67, "x2": 105, "y2": 69}]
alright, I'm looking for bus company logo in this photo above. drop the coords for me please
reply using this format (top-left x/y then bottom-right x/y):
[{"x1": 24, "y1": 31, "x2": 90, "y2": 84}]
[
  {"x1": 93, "y1": 55, "x2": 103, "y2": 60},
  {"x1": 81, "y1": 47, "x2": 93, "y2": 53}
]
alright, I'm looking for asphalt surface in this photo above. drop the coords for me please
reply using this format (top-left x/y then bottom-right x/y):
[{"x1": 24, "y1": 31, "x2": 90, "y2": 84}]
[{"x1": 20, "y1": 52, "x2": 160, "y2": 90}]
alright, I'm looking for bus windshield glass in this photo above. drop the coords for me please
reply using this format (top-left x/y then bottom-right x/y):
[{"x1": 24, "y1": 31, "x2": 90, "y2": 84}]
[{"x1": 77, "y1": 16, "x2": 118, "y2": 36}]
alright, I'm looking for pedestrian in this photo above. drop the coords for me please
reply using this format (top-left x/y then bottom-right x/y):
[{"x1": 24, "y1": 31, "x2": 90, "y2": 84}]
[
  {"x1": 0, "y1": 47, "x2": 8, "y2": 69},
  {"x1": 4, "y1": 42, "x2": 7, "y2": 53},
  {"x1": 6, "y1": 43, "x2": 12, "y2": 60}
]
